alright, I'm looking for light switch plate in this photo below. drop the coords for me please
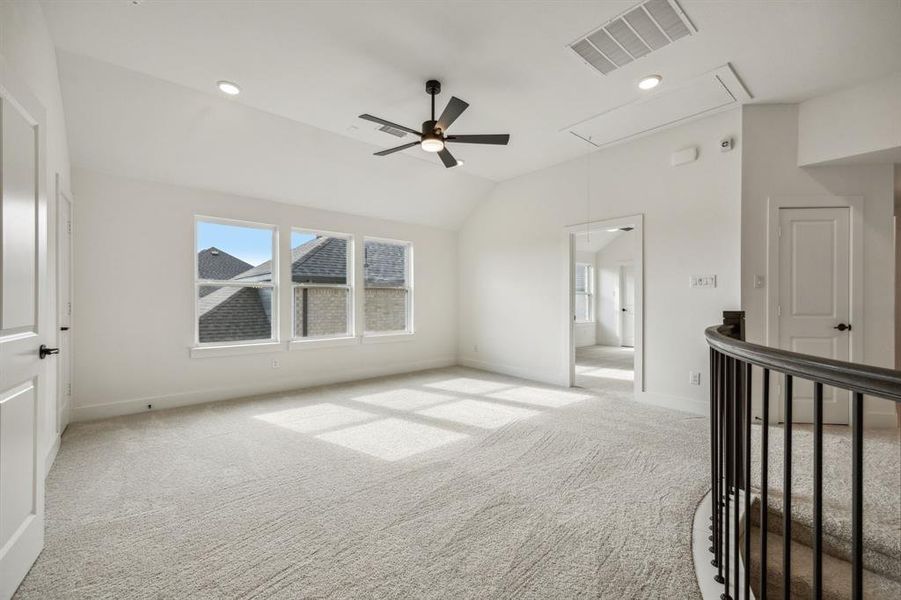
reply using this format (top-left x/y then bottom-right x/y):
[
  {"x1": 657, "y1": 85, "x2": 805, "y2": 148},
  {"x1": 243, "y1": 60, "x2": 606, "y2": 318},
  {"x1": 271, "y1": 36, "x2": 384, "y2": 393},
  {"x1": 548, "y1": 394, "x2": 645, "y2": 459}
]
[
  {"x1": 690, "y1": 275, "x2": 717, "y2": 288},
  {"x1": 689, "y1": 371, "x2": 701, "y2": 386}
]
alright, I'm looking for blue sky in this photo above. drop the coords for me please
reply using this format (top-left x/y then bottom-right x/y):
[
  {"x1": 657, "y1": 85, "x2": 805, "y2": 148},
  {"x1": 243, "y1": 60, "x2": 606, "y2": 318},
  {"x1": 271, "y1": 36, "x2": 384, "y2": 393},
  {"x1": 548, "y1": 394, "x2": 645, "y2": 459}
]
[{"x1": 196, "y1": 221, "x2": 316, "y2": 266}]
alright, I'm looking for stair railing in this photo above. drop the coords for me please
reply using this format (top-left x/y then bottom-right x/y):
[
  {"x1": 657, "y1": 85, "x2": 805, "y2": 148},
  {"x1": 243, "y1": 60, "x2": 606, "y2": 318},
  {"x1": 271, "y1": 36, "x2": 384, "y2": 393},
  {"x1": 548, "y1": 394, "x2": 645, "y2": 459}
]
[{"x1": 706, "y1": 310, "x2": 901, "y2": 600}]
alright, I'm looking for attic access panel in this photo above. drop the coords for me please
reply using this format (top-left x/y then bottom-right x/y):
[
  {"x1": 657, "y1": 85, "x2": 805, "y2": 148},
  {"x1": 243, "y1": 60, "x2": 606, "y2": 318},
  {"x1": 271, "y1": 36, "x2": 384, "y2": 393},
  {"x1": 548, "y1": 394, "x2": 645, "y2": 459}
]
[
  {"x1": 569, "y1": 0, "x2": 695, "y2": 77},
  {"x1": 567, "y1": 64, "x2": 751, "y2": 149}
]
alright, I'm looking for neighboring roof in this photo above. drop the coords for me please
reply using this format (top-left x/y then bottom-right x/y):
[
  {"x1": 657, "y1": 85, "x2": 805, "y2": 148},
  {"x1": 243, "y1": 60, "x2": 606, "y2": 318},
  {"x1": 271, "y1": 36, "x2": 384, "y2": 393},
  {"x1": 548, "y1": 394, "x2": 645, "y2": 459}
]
[
  {"x1": 198, "y1": 286, "x2": 271, "y2": 343},
  {"x1": 197, "y1": 247, "x2": 252, "y2": 281},
  {"x1": 363, "y1": 241, "x2": 405, "y2": 287}
]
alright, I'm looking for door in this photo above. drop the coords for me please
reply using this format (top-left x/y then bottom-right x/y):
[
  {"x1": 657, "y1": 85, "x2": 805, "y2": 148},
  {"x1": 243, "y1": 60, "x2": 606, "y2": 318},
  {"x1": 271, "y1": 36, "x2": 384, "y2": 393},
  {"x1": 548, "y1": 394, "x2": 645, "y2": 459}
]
[
  {"x1": 778, "y1": 207, "x2": 851, "y2": 424},
  {"x1": 620, "y1": 263, "x2": 635, "y2": 347},
  {"x1": 0, "y1": 77, "x2": 47, "y2": 598},
  {"x1": 57, "y1": 189, "x2": 72, "y2": 434}
]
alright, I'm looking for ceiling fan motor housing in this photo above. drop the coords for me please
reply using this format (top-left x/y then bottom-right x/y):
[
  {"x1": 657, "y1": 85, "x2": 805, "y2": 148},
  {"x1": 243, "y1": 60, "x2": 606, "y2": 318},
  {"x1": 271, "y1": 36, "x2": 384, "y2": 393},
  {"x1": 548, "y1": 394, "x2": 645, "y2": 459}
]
[{"x1": 425, "y1": 80, "x2": 441, "y2": 95}]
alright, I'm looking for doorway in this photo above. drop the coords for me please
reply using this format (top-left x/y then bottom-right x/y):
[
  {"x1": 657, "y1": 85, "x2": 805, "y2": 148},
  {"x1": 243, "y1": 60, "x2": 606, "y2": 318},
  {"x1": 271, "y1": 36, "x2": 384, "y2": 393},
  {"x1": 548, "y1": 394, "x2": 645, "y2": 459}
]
[
  {"x1": 567, "y1": 215, "x2": 643, "y2": 396},
  {"x1": 767, "y1": 198, "x2": 863, "y2": 425}
]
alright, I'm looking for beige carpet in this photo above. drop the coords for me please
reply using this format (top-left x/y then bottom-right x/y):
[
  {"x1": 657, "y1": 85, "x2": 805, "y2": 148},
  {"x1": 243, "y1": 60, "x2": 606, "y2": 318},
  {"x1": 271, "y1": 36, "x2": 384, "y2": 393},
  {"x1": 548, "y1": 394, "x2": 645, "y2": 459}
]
[
  {"x1": 575, "y1": 345, "x2": 635, "y2": 394},
  {"x1": 16, "y1": 366, "x2": 709, "y2": 599}
]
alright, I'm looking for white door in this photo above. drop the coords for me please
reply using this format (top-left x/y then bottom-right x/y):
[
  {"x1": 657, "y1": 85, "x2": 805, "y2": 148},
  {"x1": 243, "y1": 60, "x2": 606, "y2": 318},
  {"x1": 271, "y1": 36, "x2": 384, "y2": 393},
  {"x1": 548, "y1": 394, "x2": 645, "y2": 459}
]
[
  {"x1": 0, "y1": 76, "x2": 47, "y2": 598},
  {"x1": 778, "y1": 207, "x2": 851, "y2": 424},
  {"x1": 620, "y1": 264, "x2": 635, "y2": 347},
  {"x1": 57, "y1": 190, "x2": 73, "y2": 434}
]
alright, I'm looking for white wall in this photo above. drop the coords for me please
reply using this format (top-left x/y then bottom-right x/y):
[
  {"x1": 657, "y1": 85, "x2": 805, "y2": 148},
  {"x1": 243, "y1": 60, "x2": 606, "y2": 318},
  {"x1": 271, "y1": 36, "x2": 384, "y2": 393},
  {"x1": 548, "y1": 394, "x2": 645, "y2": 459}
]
[
  {"x1": 0, "y1": 0, "x2": 71, "y2": 465},
  {"x1": 797, "y1": 72, "x2": 901, "y2": 166},
  {"x1": 458, "y1": 110, "x2": 742, "y2": 414},
  {"x1": 595, "y1": 233, "x2": 638, "y2": 346},
  {"x1": 71, "y1": 169, "x2": 458, "y2": 421},
  {"x1": 573, "y1": 250, "x2": 596, "y2": 348},
  {"x1": 741, "y1": 104, "x2": 896, "y2": 424}
]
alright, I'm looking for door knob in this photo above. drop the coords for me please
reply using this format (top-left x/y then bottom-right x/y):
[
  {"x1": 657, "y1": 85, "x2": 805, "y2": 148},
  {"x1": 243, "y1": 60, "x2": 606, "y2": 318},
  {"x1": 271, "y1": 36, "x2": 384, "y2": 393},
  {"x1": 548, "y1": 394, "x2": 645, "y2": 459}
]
[
  {"x1": 39, "y1": 345, "x2": 60, "y2": 359},
  {"x1": 833, "y1": 323, "x2": 852, "y2": 332}
]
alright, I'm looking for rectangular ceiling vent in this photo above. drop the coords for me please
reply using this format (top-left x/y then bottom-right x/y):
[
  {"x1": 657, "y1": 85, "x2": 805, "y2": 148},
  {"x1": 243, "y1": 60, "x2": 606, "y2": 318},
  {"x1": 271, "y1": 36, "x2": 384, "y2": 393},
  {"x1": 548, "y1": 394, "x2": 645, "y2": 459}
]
[
  {"x1": 378, "y1": 124, "x2": 408, "y2": 138},
  {"x1": 569, "y1": 0, "x2": 695, "y2": 76}
]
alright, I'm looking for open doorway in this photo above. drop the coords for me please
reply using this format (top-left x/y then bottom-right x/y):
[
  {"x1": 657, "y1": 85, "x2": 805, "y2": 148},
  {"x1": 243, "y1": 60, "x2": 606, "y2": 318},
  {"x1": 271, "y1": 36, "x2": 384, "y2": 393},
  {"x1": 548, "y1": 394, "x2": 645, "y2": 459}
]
[{"x1": 567, "y1": 216, "x2": 643, "y2": 396}]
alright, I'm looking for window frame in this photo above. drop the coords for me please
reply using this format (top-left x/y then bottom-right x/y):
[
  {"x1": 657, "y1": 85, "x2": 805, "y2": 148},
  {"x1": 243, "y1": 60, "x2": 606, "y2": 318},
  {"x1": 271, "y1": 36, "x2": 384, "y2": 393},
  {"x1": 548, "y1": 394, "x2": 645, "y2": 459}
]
[
  {"x1": 193, "y1": 215, "x2": 279, "y2": 349},
  {"x1": 362, "y1": 236, "x2": 414, "y2": 338},
  {"x1": 574, "y1": 262, "x2": 594, "y2": 324},
  {"x1": 290, "y1": 228, "x2": 355, "y2": 343}
]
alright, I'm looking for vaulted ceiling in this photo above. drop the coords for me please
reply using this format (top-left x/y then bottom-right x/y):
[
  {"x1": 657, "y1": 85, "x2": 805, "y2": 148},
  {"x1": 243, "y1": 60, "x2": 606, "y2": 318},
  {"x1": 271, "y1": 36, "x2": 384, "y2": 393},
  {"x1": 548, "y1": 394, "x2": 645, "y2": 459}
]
[{"x1": 42, "y1": 0, "x2": 901, "y2": 228}]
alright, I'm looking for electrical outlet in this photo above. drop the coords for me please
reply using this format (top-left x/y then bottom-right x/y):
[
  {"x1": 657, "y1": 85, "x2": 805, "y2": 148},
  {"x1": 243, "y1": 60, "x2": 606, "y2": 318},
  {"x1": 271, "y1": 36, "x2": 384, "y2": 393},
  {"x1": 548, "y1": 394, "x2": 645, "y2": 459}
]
[
  {"x1": 754, "y1": 275, "x2": 765, "y2": 289},
  {"x1": 689, "y1": 371, "x2": 701, "y2": 386},
  {"x1": 271, "y1": 359, "x2": 280, "y2": 369}
]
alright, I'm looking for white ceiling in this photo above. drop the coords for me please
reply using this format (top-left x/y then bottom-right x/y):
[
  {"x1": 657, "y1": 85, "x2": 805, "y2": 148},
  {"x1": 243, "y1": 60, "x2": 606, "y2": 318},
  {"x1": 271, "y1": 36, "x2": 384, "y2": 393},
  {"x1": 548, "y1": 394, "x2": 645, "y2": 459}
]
[{"x1": 41, "y1": 0, "x2": 901, "y2": 226}]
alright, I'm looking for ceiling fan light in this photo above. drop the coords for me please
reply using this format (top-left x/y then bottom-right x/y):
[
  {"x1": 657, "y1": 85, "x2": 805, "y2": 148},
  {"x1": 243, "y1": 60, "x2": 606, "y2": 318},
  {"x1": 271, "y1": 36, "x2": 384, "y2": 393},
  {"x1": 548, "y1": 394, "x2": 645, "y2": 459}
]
[
  {"x1": 421, "y1": 137, "x2": 444, "y2": 153},
  {"x1": 638, "y1": 75, "x2": 661, "y2": 90}
]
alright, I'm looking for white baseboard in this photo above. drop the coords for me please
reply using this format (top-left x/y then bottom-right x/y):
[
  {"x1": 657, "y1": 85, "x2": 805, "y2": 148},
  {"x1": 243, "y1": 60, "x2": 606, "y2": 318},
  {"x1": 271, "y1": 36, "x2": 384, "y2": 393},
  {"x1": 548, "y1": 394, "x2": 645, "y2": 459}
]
[
  {"x1": 44, "y1": 434, "x2": 60, "y2": 478},
  {"x1": 458, "y1": 355, "x2": 567, "y2": 387},
  {"x1": 635, "y1": 390, "x2": 708, "y2": 416},
  {"x1": 72, "y1": 356, "x2": 456, "y2": 422}
]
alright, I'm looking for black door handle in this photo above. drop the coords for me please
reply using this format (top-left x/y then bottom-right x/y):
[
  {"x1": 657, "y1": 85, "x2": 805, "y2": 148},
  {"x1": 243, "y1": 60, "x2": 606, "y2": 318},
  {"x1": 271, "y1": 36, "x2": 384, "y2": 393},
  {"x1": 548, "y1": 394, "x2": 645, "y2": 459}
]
[
  {"x1": 60, "y1": 326, "x2": 70, "y2": 331},
  {"x1": 39, "y1": 345, "x2": 60, "y2": 359},
  {"x1": 833, "y1": 323, "x2": 852, "y2": 332}
]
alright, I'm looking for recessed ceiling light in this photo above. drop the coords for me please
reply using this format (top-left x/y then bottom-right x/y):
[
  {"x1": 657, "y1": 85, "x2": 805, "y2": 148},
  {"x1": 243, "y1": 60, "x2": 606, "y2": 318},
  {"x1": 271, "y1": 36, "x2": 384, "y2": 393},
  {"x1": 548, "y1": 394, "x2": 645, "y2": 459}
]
[
  {"x1": 638, "y1": 75, "x2": 661, "y2": 90},
  {"x1": 217, "y1": 81, "x2": 241, "y2": 96},
  {"x1": 456, "y1": 159, "x2": 465, "y2": 167}
]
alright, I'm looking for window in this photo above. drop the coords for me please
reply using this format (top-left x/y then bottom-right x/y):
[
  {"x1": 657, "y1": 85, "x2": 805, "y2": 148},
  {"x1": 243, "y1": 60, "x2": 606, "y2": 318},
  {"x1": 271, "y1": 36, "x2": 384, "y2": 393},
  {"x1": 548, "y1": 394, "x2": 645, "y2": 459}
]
[
  {"x1": 575, "y1": 263, "x2": 594, "y2": 323},
  {"x1": 364, "y1": 238, "x2": 412, "y2": 335},
  {"x1": 291, "y1": 229, "x2": 353, "y2": 340},
  {"x1": 195, "y1": 218, "x2": 277, "y2": 345}
]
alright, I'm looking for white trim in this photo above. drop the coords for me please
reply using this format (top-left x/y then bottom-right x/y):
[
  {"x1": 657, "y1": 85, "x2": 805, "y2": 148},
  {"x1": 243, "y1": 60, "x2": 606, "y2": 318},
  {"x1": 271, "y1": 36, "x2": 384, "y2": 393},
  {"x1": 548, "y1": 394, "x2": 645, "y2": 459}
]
[
  {"x1": 189, "y1": 341, "x2": 283, "y2": 359},
  {"x1": 766, "y1": 196, "x2": 864, "y2": 423},
  {"x1": 43, "y1": 435, "x2": 60, "y2": 479},
  {"x1": 565, "y1": 214, "x2": 645, "y2": 396},
  {"x1": 289, "y1": 336, "x2": 358, "y2": 350},
  {"x1": 360, "y1": 332, "x2": 415, "y2": 344},
  {"x1": 459, "y1": 357, "x2": 568, "y2": 388},
  {"x1": 362, "y1": 236, "x2": 414, "y2": 337},
  {"x1": 54, "y1": 174, "x2": 74, "y2": 439},
  {"x1": 71, "y1": 356, "x2": 456, "y2": 422}
]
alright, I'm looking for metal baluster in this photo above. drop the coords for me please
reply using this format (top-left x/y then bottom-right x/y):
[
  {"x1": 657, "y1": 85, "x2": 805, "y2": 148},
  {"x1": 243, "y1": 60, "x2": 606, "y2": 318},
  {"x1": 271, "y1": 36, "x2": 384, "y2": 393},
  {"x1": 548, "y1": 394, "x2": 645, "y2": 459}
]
[
  {"x1": 782, "y1": 375, "x2": 792, "y2": 600},
  {"x1": 733, "y1": 358, "x2": 740, "y2": 600},
  {"x1": 744, "y1": 363, "x2": 752, "y2": 599},
  {"x1": 760, "y1": 369, "x2": 769, "y2": 600},
  {"x1": 710, "y1": 349, "x2": 718, "y2": 559},
  {"x1": 851, "y1": 392, "x2": 864, "y2": 600},
  {"x1": 715, "y1": 351, "x2": 725, "y2": 584},
  {"x1": 723, "y1": 356, "x2": 732, "y2": 598},
  {"x1": 813, "y1": 382, "x2": 823, "y2": 600}
]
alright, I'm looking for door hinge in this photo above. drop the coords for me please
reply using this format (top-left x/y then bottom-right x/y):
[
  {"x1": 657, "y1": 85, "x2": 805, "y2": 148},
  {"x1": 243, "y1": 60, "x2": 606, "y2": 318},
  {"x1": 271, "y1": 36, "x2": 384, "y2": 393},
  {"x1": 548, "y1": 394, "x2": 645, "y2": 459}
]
[
  {"x1": 67, "y1": 302, "x2": 72, "y2": 316},
  {"x1": 66, "y1": 383, "x2": 72, "y2": 397},
  {"x1": 67, "y1": 220, "x2": 72, "y2": 234},
  {"x1": 777, "y1": 226, "x2": 782, "y2": 239}
]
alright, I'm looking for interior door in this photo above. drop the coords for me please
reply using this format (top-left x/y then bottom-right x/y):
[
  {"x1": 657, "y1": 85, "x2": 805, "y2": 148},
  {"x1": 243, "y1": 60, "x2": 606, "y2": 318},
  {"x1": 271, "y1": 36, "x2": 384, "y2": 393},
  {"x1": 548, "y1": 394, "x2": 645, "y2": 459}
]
[
  {"x1": 0, "y1": 79, "x2": 47, "y2": 599},
  {"x1": 620, "y1": 263, "x2": 635, "y2": 347},
  {"x1": 57, "y1": 190, "x2": 72, "y2": 434},
  {"x1": 778, "y1": 207, "x2": 851, "y2": 424}
]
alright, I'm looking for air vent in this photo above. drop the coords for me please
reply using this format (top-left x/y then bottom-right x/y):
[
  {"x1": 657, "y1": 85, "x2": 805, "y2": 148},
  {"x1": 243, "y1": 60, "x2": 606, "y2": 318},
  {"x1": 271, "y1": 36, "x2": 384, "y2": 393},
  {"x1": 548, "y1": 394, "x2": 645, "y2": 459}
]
[
  {"x1": 569, "y1": 0, "x2": 695, "y2": 76},
  {"x1": 378, "y1": 124, "x2": 408, "y2": 138}
]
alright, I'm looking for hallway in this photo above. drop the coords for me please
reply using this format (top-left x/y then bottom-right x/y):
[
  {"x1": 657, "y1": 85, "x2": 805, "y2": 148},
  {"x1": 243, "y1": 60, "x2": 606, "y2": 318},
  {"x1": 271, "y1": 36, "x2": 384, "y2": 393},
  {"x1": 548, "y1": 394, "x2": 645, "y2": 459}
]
[{"x1": 575, "y1": 345, "x2": 634, "y2": 394}]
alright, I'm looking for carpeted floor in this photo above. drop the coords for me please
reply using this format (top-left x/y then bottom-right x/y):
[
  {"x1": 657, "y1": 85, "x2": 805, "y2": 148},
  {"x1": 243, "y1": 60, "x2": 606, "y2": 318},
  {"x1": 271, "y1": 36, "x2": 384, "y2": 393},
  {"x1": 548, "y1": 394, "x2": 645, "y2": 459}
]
[
  {"x1": 575, "y1": 345, "x2": 635, "y2": 394},
  {"x1": 16, "y1": 366, "x2": 709, "y2": 599}
]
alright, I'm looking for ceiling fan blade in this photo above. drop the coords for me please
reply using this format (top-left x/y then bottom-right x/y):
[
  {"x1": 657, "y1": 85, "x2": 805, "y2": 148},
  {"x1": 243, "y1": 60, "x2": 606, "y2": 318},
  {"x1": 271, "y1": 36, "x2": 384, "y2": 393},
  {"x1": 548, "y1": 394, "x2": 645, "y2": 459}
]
[
  {"x1": 358, "y1": 114, "x2": 422, "y2": 137},
  {"x1": 446, "y1": 134, "x2": 510, "y2": 145},
  {"x1": 436, "y1": 96, "x2": 469, "y2": 132},
  {"x1": 437, "y1": 147, "x2": 458, "y2": 168},
  {"x1": 374, "y1": 141, "x2": 421, "y2": 156}
]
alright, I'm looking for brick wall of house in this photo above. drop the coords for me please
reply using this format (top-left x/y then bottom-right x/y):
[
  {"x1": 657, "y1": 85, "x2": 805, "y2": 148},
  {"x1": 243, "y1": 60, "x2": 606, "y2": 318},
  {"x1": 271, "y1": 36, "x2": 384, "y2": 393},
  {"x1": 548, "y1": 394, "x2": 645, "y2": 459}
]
[
  {"x1": 293, "y1": 286, "x2": 408, "y2": 337},
  {"x1": 365, "y1": 287, "x2": 407, "y2": 332}
]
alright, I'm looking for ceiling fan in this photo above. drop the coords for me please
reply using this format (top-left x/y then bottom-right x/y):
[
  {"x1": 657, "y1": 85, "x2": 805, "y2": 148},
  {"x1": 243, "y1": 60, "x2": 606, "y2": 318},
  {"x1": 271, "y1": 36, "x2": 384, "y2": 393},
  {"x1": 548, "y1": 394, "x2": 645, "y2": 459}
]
[{"x1": 359, "y1": 80, "x2": 510, "y2": 168}]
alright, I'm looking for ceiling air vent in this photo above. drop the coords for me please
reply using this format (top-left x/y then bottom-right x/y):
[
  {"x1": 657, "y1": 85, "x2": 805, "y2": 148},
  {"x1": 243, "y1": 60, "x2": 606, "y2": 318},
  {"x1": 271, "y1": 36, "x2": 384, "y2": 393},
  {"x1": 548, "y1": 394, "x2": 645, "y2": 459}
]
[
  {"x1": 378, "y1": 124, "x2": 408, "y2": 138},
  {"x1": 569, "y1": 0, "x2": 695, "y2": 76}
]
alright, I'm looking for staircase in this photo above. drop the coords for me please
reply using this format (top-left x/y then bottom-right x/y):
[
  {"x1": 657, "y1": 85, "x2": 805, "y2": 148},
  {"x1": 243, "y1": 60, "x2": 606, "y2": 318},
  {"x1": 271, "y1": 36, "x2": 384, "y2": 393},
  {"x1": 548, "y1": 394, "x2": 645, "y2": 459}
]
[{"x1": 745, "y1": 424, "x2": 900, "y2": 599}]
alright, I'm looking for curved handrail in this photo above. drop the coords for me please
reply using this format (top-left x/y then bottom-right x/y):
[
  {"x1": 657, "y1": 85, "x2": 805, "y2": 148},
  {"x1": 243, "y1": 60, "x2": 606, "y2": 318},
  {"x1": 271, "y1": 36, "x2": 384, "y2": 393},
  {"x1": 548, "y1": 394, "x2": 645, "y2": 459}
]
[{"x1": 705, "y1": 325, "x2": 901, "y2": 402}]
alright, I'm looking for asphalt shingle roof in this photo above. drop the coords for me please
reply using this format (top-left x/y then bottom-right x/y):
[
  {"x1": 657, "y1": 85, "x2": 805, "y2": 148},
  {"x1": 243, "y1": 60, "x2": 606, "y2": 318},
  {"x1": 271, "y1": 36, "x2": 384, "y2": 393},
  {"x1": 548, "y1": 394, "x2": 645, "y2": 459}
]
[{"x1": 197, "y1": 247, "x2": 253, "y2": 281}]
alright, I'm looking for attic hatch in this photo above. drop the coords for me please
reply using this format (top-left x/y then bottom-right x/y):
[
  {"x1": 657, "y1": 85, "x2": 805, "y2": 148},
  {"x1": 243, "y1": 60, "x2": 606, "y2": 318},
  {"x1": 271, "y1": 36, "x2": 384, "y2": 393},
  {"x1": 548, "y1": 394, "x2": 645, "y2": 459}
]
[
  {"x1": 378, "y1": 124, "x2": 408, "y2": 138},
  {"x1": 569, "y1": 0, "x2": 696, "y2": 76}
]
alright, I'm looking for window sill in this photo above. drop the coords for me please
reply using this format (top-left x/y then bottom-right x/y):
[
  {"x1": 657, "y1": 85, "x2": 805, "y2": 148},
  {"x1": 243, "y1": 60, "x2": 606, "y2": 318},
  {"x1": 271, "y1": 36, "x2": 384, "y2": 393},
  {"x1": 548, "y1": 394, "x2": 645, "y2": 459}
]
[
  {"x1": 190, "y1": 341, "x2": 282, "y2": 359},
  {"x1": 289, "y1": 336, "x2": 359, "y2": 350},
  {"x1": 361, "y1": 332, "x2": 415, "y2": 344}
]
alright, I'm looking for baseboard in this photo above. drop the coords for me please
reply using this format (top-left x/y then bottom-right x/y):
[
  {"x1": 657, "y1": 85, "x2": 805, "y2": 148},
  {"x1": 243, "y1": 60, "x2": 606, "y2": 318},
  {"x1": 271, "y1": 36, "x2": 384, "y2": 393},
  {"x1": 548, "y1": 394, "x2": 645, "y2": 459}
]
[
  {"x1": 72, "y1": 356, "x2": 456, "y2": 422},
  {"x1": 635, "y1": 390, "x2": 708, "y2": 416},
  {"x1": 458, "y1": 355, "x2": 567, "y2": 387},
  {"x1": 44, "y1": 434, "x2": 60, "y2": 478}
]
